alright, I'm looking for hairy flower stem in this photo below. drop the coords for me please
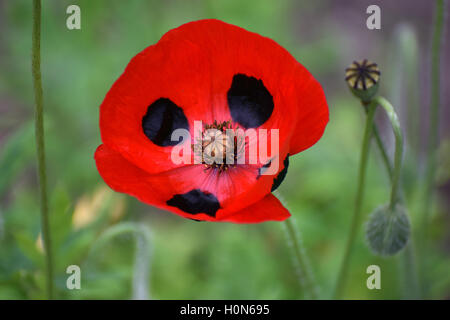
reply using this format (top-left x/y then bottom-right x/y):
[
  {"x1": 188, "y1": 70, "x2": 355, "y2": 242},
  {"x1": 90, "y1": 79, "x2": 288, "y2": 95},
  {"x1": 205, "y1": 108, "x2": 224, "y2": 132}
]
[
  {"x1": 88, "y1": 223, "x2": 153, "y2": 300},
  {"x1": 283, "y1": 218, "x2": 319, "y2": 299},
  {"x1": 374, "y1": 97, "x2": 403, "y2": 209},
  {"x1": 32, "y1": 0, "x2": 54, "y2": 299},
  {"x1": 377, "y1": 134, "x2": 420, "y2": 298},
  {"x1": 335, "y1": 96, "x2": 419, "y2": 298},
  {"x1": 421, "y1": 0, "x2": 447, "y2": 252},
  {"x1": 334, "y1": 101, "x2": 377, "y2": 299},
  {"x1": 277, "y1": 194, "x2": 318, "y2": 299},
  {"x1": 374, "y1": 97, "x2": 419, "y2": 299},
  {"x1": 373, "y1": 126, "x2": 393, "y2": 179}
]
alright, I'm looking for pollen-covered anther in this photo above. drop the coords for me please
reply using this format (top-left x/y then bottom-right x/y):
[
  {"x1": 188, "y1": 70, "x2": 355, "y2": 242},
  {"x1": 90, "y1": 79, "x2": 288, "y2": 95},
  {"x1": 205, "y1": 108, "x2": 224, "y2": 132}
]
[{"x1": 193, "y1": 120, "x2": 244, "y2": 173}]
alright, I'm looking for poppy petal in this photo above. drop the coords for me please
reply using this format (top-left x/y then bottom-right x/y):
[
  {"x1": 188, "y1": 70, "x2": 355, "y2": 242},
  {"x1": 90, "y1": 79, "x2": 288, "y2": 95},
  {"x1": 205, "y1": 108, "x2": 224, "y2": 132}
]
[
  {"x1": 160, "y1": 19, "x2": 313, "y2": 143},
  {"x1": 100, "y1": 38, "x2": 213, "y2": 174},
  {"x1": 220, "y1": 194, "x2": 290, "y2": 223},
  {"x1": 95, "y1": 144, "x2": 290, "y2": 222},
  {"x1": 95, "y1": 144, "x2": 222, "y2": 221},
  {"x1": 288, "y1": 77, "x2": 329, "y2": 155},
  {"x1": 160, "y1": 143, "x2": 291, "y2": 215},
  {"x1": 271, "y1": 154, "x2": 289, "y2": 192},
  {"x1": 96, "y1": 19, "x2": 329, "y2": 224},
  {"x1": 160, "y1": 164, "x2": 264, "y2": 214},
  {"x1": 95, "y1": 144, "x2": 169, "y2": 205},
  {"x1": 141, "y1": 98, "x2": 189, "y2": 147},
  {"x1": 227, "y1": 73, "x2": 274, "y2": 129}
]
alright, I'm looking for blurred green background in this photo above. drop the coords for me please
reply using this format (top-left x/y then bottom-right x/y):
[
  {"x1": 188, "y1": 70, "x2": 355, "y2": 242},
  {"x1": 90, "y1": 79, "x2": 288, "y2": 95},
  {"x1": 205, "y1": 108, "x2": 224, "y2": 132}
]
[{"x1": 0, "y1": 0, "x2": 449, "y2": 299}]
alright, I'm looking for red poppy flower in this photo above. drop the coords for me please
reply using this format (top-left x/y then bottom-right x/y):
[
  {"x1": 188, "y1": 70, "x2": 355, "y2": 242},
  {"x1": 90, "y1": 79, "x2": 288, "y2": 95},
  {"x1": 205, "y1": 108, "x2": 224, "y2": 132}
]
[{"x1": 95, "y1": 19, "x2": 328, "y2": 223}]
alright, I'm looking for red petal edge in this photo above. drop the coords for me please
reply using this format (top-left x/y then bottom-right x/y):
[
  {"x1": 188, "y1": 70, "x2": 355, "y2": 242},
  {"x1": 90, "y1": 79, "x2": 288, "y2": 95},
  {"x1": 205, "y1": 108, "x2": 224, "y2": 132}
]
[
  {"x1": 221, "y1": 194, "x2": 290, "y2": 223},
  {"x1": 95, "y1": 144, "x2": 290, "y2": 223}
]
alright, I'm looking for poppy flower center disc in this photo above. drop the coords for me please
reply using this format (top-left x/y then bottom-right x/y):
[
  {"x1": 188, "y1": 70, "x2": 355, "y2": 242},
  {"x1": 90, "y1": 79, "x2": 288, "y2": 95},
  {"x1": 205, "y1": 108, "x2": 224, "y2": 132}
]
[{"x1": 193, "y1": 120, "x2": 245, "y2": 173}]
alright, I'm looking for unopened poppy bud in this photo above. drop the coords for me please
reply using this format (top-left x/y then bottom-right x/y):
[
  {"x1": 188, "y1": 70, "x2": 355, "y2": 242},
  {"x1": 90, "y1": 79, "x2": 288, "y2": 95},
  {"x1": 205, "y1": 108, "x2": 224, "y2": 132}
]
[
  {"x1": 345, "y1": 59, "x2": 380, "y2": 103},
  {"x1": 365, "y1": 204, "x2": 410, "y2": 256}
]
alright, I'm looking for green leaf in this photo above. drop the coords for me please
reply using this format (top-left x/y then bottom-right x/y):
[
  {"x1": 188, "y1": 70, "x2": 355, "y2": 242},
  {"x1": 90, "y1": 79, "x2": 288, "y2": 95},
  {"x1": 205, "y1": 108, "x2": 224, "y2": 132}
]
[
  {"x1": 49, "y1": 186, "x2": 72, "y2": 251},
  {"x1": 14, "y1": 232, "x2": 43, "y2": 268},
  {"x1": 0, "y1": 122, "x2": 34, "y2": 195}
]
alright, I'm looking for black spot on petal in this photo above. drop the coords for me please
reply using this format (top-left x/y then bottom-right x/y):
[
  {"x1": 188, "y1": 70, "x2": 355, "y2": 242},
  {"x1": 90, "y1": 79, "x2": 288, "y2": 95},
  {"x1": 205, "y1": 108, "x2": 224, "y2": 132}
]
[
  {"x1": 142, "y1": 98, "x2": 189, "y2": 146},
  {"x1": 271, "y1": 155, "x2": 289, "y2": 192},
  {"x1": 227, "y1": 74, "x2": 274, "y2": 129},
  {"x1": 166, "y1": 189, "x2": 220, "y2": 217},
  {"x1": 257, "y1": 160, "x2": 272, "y2": 179}
]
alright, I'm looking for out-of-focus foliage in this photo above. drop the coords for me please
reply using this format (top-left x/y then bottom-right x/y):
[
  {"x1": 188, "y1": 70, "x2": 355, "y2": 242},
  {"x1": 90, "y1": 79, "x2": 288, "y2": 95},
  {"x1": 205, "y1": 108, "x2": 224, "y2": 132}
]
[{"x1": 0, "y1": 0, "x2": 449, "y2": 299}]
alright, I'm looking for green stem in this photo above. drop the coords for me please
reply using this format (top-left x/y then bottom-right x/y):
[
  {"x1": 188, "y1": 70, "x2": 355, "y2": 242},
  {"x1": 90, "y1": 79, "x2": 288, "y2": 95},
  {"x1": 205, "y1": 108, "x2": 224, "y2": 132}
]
[
  {"x1": 283, "y1": 218, "x2": 318, "y2": 299},
  {"x1": 422, "y1": 0, "x2": 447, "y2": 241},
  {"x1": 374, "y1": 97, "x2": 420, "y2": 298},
  {"x1": 87, "y1": 223, "x2": 153, "y2": 300},
  {"x1": 373, "y1": 126, "x2": 394, "y2": 180},
  {"x1": 401, "y1": 242, "x2": 420, "y2": 299},
  {"x1": 32, "y1": 0, "x2": 54, "y2": 299},
  {"x1": 419, "y1": 0, "x2": 447, "y2": 297},
  {"x1": 334, "y1": 101, "x2": 377, "y2": 299},
  {"x1": 363, "y1": 101, "x2": 393, "y2": 179},
  {"x1": 373, "y1": 97, "x2": 403, "y2": 209}
]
